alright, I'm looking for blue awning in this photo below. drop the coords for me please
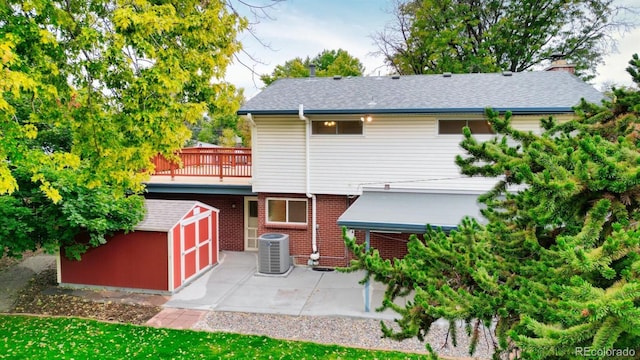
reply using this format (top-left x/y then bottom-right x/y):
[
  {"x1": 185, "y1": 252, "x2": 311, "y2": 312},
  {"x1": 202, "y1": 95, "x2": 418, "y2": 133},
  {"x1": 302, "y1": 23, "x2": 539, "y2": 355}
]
[{"x1": 337, "y1": 189, "x2": 485, "y2": 233}]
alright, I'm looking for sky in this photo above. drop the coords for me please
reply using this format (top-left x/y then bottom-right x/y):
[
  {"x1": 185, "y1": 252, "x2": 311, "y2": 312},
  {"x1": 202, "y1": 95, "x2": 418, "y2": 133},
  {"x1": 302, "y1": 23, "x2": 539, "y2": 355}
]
[{"x1": 225, "y1": 0, "x2": 640, "y2": 99}]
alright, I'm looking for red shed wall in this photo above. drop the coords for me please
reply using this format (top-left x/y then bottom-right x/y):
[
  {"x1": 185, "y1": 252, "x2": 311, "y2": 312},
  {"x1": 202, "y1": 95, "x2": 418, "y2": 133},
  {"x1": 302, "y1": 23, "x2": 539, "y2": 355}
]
[
  {"x1": 145, "y1": 194, "x2": 243, "y2": 251},
  {"x1": 60, "y1": 231, "x2": 169, "y2": 291}
]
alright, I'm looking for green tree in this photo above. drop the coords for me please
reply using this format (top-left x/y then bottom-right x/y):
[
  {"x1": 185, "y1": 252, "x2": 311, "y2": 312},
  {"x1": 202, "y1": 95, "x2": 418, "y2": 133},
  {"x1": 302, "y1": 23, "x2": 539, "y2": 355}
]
[
  {"x1": 376, "y1": 0, "x2": 624, "y2": 79},
  {"x1": 343, "y1": 55, "x2": 640, "y2": 359},
  {"x1": 0, "y1": 0, "x2": 246, "y2": 259},
  {"x1": 260, "y1": 49, "x2": 365, "y2": 85}
]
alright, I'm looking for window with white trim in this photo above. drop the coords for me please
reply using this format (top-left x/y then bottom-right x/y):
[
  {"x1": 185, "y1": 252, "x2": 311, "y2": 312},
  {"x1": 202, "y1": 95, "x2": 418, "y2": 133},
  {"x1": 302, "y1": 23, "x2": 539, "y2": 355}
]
[
  {"x1": 438, "y1": 119, "x2": 494, "y2": 134},
  {"x1": 266, "y1": 198, "x2": 308, "y2": 224},
  {"x1": 311, "y1": 120, "x2": 363, "y2": 135}
]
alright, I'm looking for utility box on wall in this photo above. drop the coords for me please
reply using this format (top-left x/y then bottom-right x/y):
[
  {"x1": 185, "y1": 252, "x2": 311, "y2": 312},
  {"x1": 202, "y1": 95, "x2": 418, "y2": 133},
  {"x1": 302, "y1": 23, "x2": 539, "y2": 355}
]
[{"x1": 257, "y1": 233, "x2": 290, "y2": 274}]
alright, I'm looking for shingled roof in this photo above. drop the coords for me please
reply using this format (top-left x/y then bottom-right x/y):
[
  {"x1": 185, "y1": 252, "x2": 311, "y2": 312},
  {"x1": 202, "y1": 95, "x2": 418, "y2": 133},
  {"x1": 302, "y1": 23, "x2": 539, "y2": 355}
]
[
  {"x1": 238, "y1": 71, "x2": 604, "y2": 115},
  {"x1": 136, "y1": 199, "x2": 207, "y2": 232}
]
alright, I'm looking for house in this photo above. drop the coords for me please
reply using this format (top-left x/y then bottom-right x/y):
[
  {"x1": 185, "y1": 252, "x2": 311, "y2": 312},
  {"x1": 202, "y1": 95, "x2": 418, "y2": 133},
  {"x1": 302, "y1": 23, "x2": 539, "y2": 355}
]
[{"x1": 232, "y1": 65, "x2": 604, "y2": 267}]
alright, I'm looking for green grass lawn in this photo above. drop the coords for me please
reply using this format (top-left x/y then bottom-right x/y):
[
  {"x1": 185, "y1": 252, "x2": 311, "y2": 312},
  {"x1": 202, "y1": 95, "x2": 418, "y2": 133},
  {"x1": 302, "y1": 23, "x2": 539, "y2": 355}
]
[{"x1": 0, "y1": 315, "x2": 428, "y2": 359}]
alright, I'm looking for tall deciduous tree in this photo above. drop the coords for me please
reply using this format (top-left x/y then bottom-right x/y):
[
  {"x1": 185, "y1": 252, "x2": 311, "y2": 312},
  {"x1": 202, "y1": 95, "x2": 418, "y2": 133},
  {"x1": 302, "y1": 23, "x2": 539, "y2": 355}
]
[
  {"x1": 260, "y1": 49, "x2": 365, "y2": 85},
  {"x1": 376, "y1": 0, "x2": 625, "y2": 79},
  {"x1": 0, "y1": 0, "x2": 246, "y2": 259},
  {"x1": 343, "y1": 56, "x2": 640, "y2": 359}
]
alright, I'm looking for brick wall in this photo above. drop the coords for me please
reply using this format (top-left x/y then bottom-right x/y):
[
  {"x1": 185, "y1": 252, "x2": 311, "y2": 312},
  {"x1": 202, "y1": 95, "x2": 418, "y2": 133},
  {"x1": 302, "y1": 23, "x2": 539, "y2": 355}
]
[
  {"x1": 257, "y1": 193, "x2": 410, "y2": 267},
  {"x1": 315, "y1": 194, "x2": 351, "y2": 267},
  {"x1": 144, "y1": 193, "x2": 245, "y2": 251},
  {"x1": 352, "y1": 231, "x2": 410, "y2": 261}
]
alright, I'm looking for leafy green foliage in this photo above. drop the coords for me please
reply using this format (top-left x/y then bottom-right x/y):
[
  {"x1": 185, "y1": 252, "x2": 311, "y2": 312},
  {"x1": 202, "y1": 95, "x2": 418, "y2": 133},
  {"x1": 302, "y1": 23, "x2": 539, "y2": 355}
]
[
  {"x1": 0, "y1": 315, "x2": 426, "y2": 359},
  {"x1": 260, "y1": 49, "x2": 365, "y2": 85},
  {"x1": 193, "y1": 111, "x2": 251, "y2": 147},
  {"x1": 343, "y1": 55, "x2": 640, "y2": 359},
  {"x1": 376, "y1": 0, "x2": 620, "y2": 79},
  {"x1": 0, "y1": 0, "x2": 246, "y2": 258}
]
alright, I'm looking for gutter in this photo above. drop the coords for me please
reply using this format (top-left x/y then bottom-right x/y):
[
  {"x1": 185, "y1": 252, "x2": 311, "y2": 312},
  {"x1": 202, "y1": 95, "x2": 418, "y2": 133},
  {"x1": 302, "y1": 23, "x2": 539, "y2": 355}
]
[
  {"x1": 299, "y1": 104, "x2": 320, "y2": 265},
  {"x1": 239, "y1": 107, "x2": 578, "y2": 116}
]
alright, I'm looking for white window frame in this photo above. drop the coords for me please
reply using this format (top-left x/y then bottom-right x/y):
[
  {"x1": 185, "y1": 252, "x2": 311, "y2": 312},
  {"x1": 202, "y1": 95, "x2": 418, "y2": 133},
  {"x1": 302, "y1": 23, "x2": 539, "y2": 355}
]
[
  {"x1": 437, "y1": 119, "x2": 494, "y2": 135},
  {"x1": 265, "y1": 198, "x2": 308, "y2": 225}
]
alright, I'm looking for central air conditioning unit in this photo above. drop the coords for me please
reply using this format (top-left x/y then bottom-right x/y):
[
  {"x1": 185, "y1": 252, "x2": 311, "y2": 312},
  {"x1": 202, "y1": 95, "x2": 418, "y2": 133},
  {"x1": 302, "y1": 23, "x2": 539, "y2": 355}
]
[{"x1": 258, "y1": 233, "x2": 290, "y2": 274}]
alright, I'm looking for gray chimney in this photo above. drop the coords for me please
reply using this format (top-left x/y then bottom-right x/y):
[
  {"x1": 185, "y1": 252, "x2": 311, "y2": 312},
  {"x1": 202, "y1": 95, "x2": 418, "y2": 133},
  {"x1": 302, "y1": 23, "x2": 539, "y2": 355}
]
[{"x1": 309, "y1": 64, "x2": 316, "y2": 78}]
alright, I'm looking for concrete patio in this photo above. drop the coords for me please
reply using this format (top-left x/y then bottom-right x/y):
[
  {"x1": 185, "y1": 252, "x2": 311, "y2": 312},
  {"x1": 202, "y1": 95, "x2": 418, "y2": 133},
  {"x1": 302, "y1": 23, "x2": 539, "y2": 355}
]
[{"x1": 163, "y1": 251, "x2": 407, "y2": 320}]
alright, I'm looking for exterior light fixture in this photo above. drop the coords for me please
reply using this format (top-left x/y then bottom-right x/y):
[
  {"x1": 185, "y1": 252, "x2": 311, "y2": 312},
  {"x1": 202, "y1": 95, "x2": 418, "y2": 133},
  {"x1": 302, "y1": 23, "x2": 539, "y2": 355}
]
[
  {"x1": 324, "y1": 121, "x2": 336, "y2": 126},
  {"x1": 360, "y1": 115, "x2": 373, "y2": 122}
]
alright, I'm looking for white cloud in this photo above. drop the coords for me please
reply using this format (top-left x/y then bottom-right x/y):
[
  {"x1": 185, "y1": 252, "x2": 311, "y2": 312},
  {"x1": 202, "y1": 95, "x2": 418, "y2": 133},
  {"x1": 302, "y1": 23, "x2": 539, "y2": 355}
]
[{"x1": 593, "y1": 27, "x2": 640, "y2": 90}]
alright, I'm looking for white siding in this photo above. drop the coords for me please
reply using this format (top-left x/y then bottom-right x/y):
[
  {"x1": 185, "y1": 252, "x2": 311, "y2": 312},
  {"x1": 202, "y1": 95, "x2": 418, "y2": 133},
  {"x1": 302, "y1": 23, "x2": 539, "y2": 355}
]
[
  {"x1": 252, "y1": 117, "x2": 307, "y2": 194},
  {"x1": 253, "y1": 113, "x2": 571, "y2": 195}
]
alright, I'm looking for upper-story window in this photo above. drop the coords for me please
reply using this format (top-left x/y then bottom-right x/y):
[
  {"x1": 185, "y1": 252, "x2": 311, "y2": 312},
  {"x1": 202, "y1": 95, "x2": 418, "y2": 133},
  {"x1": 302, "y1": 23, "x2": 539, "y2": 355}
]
[
  {"x1": 266, "y1": 198, "x2": 307, "y2": 224},
  {"x1": 311, "y1": 120, "x2": 363, "y2": 135},
  {"x1": 438, "y1": 120, "x2": 494, "y2": 135}
]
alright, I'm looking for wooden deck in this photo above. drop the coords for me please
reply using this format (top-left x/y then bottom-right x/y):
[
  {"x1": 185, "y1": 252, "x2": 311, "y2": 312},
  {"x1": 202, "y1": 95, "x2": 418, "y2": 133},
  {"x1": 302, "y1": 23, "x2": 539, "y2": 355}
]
[{"x1": 149, "y1": 147, "x2": 252, "y2": 185}]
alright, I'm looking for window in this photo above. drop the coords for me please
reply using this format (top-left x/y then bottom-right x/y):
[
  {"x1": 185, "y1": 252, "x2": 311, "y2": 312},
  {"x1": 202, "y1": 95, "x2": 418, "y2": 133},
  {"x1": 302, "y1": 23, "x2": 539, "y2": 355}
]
[
  {"x1": 438, "y1": 120, "x2": 493, "y2": 134},
  {"x1": 312, "y1": 120, "x2": 363, "y2": 135},
  {"x1": 266, "y1": 198, "x2": 307, "y2": 224}
]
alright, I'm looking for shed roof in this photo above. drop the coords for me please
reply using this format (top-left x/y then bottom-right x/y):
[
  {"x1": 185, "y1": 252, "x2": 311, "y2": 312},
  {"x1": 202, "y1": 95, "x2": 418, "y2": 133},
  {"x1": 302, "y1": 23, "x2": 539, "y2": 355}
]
[
  {"x1": 136, "y1": 199, "x2": 212, "y2": 232},
  {"x1": 239, "y1": 71, "x2": 604, "y2": 115}
]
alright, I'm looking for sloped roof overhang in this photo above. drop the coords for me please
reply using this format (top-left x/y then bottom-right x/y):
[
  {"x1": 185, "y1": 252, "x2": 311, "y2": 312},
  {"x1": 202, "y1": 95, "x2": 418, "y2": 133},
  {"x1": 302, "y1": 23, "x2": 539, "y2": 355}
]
[{"x1": 337, "y1": 189, "x2": 486, "y2": 233}]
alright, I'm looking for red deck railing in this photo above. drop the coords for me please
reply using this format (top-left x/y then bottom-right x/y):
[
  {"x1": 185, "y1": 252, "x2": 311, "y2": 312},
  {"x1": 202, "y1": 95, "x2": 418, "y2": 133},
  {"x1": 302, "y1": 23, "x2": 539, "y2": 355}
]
[{"x1": 151, "y1": 147, "x2": 252, "y2": 180}]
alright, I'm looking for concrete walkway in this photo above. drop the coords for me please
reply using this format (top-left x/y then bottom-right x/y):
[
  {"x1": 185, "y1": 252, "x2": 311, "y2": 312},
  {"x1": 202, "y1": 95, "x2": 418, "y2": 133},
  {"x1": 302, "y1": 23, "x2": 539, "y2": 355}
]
[{"x1": 0, "y1": 255, "x2": 56, "y2": 312}]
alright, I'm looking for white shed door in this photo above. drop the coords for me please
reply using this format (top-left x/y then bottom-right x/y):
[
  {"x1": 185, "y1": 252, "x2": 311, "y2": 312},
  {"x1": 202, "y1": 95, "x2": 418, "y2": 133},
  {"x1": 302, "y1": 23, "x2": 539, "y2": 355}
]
[{"x1": 180, "y1": 210, "x2": 213, "y2": 284}]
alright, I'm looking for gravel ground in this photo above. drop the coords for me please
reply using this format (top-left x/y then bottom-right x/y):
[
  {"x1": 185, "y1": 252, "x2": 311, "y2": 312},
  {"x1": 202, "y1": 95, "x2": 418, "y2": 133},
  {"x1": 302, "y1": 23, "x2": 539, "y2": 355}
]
[{"x1": 195, "y1": 312, "x2": 495, "y2": 359}]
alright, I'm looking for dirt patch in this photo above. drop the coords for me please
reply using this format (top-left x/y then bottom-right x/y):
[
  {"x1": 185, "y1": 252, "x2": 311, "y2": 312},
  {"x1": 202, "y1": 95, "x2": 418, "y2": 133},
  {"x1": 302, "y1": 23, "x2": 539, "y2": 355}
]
[{"x1": 9, "y1": 268, "x2": 162, "y2": 325}]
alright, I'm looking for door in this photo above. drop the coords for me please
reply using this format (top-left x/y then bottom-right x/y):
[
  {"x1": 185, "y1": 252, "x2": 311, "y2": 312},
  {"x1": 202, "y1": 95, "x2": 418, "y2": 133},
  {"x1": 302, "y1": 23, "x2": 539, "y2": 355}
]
[
  {"x1": 180, "y1": 210, "x2": 213, "y2": 285},
  {"x1": 244, "y1": 197, "x2": 258, "y2": 251}
]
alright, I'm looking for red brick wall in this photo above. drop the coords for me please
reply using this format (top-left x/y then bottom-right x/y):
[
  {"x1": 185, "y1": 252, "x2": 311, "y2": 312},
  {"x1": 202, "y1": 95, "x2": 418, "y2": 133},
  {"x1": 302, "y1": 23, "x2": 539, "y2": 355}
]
[
  {"x1": 315, "y1": 194, "x2": 352, "y2": 267},
  {"x1": 145, "y1": 193, "x2": 245, "y2": 251},
  {"x1": 258, "y1": 193, "x2": 410, "y2": 267},
  {"x1": 352, "y1": 231, "x2": 410, "y2": 261}
]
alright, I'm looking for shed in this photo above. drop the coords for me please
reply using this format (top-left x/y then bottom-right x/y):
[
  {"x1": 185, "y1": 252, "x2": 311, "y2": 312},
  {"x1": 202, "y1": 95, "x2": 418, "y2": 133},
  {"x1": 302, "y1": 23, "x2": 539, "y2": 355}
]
[{"x1": 58, "y1": 199, "x2": 219, "y2": 293}]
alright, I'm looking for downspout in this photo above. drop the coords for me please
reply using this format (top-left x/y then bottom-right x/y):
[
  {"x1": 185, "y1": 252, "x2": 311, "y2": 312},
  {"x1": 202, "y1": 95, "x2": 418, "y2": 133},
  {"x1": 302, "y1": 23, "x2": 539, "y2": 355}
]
[
  {"x1": 245, "y1": 113, "x2": 256, "y2": 127},
  {"x1": 299, "y1": 104, "x2": 320, "y2": 266}
]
